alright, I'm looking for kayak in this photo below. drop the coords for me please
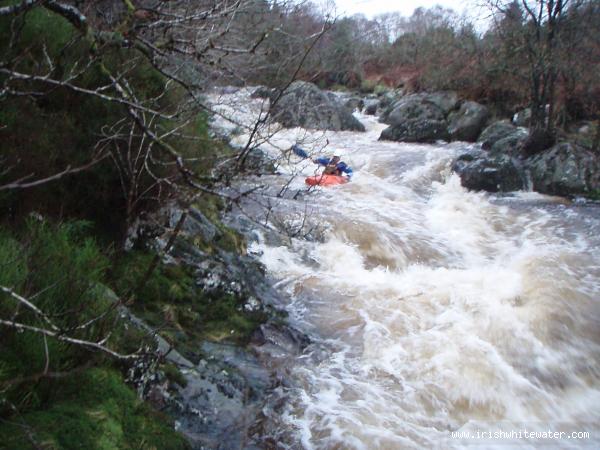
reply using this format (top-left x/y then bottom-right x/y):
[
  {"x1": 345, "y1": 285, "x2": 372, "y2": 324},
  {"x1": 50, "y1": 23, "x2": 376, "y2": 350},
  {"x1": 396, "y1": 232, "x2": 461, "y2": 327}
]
[{"x1": 305, "y1": 174, "x2": 349, "y2": 186}]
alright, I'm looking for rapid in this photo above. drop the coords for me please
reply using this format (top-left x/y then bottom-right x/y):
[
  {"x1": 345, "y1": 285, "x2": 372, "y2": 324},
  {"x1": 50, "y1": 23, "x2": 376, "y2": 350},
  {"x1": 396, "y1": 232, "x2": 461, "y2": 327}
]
[{"x1": 211, "y1": 89, "x2": 600, "y2": 449}]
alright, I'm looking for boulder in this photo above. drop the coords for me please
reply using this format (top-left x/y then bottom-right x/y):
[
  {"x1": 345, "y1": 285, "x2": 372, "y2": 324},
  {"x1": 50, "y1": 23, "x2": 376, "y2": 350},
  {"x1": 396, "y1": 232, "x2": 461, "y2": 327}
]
[
  {"x1": 379, "y1": 119, "x2": 449, "y2": 143},
  {"x1": 344, "y1": 96, "x2": 364, "y2": 112},
  {"x1": 364, "y1": 98, "x2": 379, "y2": 115},
  {"x1": 447, "y1": 101, "x2": 490, "y2": 142},
  {"x1": 378, "y1": 90, "x2": 408, "y2": 120},
  {"x1": 381, "y1": 93, "x2": 442, "y2": 125},
  {"x1": 269, "y1": 81, "x2": 365, "y2": 132},
  {"x1": 424, "y1": 91, "x2": 459, "y2": 115},
  {"x1": 251, "y1": 86, "x2": 274, "y2": 100},
  {"x1": 478, "y1": 120, "x2": 520, "y2": 150},
  {"x1": 525, "y1": 142, "x2": 600, "y2": 196},
  {"x1": 489, "y1": 129, "x2": 529, "y2": 157},
  {"x1": 453, "y1": 153, "x2": 525, "y2": 192}
]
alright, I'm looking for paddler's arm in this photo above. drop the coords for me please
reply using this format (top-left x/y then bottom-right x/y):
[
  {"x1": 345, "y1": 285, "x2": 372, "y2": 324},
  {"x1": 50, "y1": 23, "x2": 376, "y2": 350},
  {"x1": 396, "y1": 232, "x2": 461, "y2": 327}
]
[{"x1": 313, "y1": 157, "x2": 331, "y2": 166}]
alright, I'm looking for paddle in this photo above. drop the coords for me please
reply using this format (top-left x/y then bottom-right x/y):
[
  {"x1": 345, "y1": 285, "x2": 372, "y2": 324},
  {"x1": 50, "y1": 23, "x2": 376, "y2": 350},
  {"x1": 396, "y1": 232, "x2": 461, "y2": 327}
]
[{"x1": 291, "y1": 144, "x2": 309, "y2": 159}]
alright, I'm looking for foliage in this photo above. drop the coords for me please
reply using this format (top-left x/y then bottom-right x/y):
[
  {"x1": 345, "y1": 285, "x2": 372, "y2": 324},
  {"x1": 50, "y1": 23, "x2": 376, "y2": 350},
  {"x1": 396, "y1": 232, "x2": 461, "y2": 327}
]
[
  {"x1": 0, "y1": 221, "x2": 189, "y2": 447},
  {"x1": 111, "y1": 242, "x2": 266, "y2": 362},
  {"x1": 0, "y1": 368, "x2": 189, "y2": 449}
]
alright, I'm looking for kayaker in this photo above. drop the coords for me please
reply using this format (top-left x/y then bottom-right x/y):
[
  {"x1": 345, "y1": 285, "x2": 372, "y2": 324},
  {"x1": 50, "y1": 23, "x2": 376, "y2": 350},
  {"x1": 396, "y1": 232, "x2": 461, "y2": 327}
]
[
  {"x1": 291, "y1": 144, "x2": 353, "y2": 179},
  {"x1": 313, "y1": 155, "x2": 353, "y2": 178}
]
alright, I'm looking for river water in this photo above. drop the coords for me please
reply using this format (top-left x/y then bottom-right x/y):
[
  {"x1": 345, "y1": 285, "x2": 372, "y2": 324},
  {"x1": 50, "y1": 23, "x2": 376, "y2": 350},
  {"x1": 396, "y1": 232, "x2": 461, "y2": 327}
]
[{"x1": 211, "y1": 89, "x2": 600, "y2": 449}]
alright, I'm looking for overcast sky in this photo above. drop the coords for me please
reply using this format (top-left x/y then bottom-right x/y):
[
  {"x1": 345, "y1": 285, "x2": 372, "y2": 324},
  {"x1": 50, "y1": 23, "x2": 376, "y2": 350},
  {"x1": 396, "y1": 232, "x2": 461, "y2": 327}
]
[{"x1": 333, "y1": 0, "x2": 485, "y2": 20}]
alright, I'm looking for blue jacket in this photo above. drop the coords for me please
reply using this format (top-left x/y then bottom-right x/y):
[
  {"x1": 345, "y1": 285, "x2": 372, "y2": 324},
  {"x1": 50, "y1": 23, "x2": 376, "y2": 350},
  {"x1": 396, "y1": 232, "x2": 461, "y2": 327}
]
[{"x1": 314, "y1": 157, "x2": 353, "y2": 177}]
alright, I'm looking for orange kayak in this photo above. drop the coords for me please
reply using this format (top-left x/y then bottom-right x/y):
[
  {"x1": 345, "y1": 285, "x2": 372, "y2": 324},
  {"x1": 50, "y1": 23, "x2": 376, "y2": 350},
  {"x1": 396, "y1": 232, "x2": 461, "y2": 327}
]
[{"x1": 305, "y1": 174, "x2": 349, "y2": 186}]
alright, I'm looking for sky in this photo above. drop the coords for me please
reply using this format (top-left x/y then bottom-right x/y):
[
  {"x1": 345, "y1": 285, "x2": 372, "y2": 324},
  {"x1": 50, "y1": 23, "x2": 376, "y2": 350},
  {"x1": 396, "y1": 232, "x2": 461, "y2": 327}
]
[{"x1": 333, "y1": 0, "x2": 485, "y2": 20}]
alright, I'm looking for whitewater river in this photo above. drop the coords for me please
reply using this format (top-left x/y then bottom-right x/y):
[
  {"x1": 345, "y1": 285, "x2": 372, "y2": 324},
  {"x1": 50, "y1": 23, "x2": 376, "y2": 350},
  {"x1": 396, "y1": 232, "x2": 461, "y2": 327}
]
[{"x1": 212, "y1": 90, "x2": 600, "y2": 449}]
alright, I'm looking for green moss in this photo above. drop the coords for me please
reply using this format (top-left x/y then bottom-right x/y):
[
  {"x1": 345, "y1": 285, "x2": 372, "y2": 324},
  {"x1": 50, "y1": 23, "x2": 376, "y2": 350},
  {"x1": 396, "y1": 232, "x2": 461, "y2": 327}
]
[
  {"x1": 112, "y1": 246, "x2": 266, "y2": 361},
  {"x1": 191, "y1": 197, "x2": 247, "y2": 255},
  {"x1": 0, "y1": 368, "x2": 189, "y2": 450}
]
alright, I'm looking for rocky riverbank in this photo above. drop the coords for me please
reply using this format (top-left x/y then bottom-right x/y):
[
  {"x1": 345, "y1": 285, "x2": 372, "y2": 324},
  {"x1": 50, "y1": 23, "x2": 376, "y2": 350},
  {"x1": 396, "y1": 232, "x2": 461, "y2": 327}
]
[{"x1": 121, "y1": 197, "x2": 310, "y2": 449}]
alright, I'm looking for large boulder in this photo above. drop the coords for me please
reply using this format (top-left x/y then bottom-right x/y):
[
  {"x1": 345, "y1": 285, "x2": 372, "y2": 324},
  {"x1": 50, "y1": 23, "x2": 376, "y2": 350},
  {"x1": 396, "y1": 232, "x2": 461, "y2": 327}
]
[
  {"x1": 524, "y1": 142, "x2": 600, "y2": 196},
  {"x1": 378, "y1": 89, "x2": 404, "y2": 111},
  {"x1": 453, "y1": 153, "x2": 526, "y2": 192},
  {"x1": 424, "y1": 91, "x2": 460, "y2": 115},
  {"x1": 478, "y1": 120, "x2": 520, "y2": 150},
  {"x1": 269, "y1": 81, "x2": 365, "y2": 131},
  {"x1": 385, "y1": 94, "x2": 446, "y2": 126},
  {"x1": 380, "y1": 92, "x2": 455, "y2": 125},
  {"x1": 379, "y1": 119, "x2": 449, "y2": 143},
  {"x1": 490, "y1": 129, "x2": 530, "y2": 157},
  {"x1": 447, "y1": 101, "x2": 490, "y2": 142}
]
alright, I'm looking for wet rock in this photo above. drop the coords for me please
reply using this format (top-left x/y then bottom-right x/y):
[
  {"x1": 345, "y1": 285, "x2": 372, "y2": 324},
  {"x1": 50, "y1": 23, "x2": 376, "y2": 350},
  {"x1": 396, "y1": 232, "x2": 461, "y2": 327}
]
[
  {"x1": 377, "y1": 91, "x2": 398, "y2": 112},
  {"x1": 524, "y1": 142, "x2": 600, "y2": 196},
  {"x1": 489, "y1": 129, "x2": 529, "y2": 157},
  {"x1": 424, "y1": 91, "x2": 459, "y2": 115},
  {"x1": 122, "y1": 201, "x2": 312, "y2": 449},
  {"x1": 240, "y1": 147, "x2": 277, "y2": 175},
  {"x1": 171, "y1": 207, "x2": 219, "y2": 242},
  {"x1": 172, "y1": 345, "x2": 271, "y2": 450},
  {"x1": 447, "y1": 101, "x2": 489, "y2": 142},
  {"x1": 343, "y1": 96, "x2": 364, "y2": 112},
  {"x1": 251, "y1": 322, "x2": 311, "y2": 360},
  {"x1": 379, "y1": 119, "x2": 449, "y2": 143},
  {"x1": 381, "y1": 93, "x2": 445, "y2": 126},
  {"x1": 364, "y1": 98, "x2": 379, "y2": 115},
  {"x1": 250, "y1": 86, "x2": 274, "y2": 100},
  {"x1": 453, "y1": 153, "x2": 526, "y2": 192},
  {"x1": 269, "y1": 81, "x2": 365, "y2": 132},
  {"x1": 478, "y1": 120, "x2": 521, "y2": 150}
]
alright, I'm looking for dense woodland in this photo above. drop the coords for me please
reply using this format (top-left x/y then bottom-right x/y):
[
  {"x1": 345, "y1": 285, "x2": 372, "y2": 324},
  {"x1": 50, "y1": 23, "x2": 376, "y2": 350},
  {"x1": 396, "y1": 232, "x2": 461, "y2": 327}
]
[{"x1": 0, "y1": 0, "x2": 599, "y2": 447}]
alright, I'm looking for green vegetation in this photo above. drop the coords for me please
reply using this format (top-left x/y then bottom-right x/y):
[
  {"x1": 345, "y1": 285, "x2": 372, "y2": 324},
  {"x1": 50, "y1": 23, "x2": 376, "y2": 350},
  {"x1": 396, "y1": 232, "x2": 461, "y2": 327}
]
[
  {"x1": 359, "y1": 79, "x2": 388, "y2": 95},
  {"x1": 0, "y1": 221, "x2": 186, "y2": 448},
  {"x1": 111, "y1": 241, "x2": 267, "y2": 362},
  {"x1": 0, "y1": 368, "x2": 189, "y2": 450}
]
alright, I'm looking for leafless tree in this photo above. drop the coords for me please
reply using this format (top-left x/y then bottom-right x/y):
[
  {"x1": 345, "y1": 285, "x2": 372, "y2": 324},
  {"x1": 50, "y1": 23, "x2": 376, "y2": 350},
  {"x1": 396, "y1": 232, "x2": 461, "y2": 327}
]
[{"x1": 486, "y1": 1, "x2": 588, "y2": 135}]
